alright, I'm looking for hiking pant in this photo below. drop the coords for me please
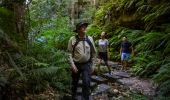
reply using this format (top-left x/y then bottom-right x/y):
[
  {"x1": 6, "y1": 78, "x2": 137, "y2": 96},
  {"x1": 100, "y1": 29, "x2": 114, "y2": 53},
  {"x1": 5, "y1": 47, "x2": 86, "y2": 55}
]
[{"x1": 72, "y1": 61, "x2": 92, "y2": 100}]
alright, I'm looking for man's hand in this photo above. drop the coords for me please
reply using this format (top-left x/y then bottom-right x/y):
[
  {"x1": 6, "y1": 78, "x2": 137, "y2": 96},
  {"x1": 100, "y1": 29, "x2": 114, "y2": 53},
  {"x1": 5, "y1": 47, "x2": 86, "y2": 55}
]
[{"x1": 71, "y1": 65, "x2": 78, "y2": 73}]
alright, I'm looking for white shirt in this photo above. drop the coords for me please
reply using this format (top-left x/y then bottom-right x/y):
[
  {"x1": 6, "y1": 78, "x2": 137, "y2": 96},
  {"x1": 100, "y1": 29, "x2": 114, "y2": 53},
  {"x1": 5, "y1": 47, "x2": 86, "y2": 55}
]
[{"x1": 98, "y1": 39, "x2": 109, "y2": 52}]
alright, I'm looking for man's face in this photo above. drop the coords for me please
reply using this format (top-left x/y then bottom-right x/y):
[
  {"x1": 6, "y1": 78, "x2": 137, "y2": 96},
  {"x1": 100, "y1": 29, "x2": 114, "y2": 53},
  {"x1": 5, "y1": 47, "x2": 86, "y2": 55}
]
[
  {"x1": 122, "y1": 37, "x2": 127, "y2": 41},
  {"x1": 78, "y1": 25, "x2": 87, "y2": 34},
  {"x1": 101, "y1": 32, "x2": 105, "y2": 38}
]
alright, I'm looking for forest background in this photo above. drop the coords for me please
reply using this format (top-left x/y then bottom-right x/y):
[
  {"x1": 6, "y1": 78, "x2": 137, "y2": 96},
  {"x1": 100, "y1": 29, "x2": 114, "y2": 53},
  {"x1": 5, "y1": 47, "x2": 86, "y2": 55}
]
[{"x1": 0, "y1": 0, "x2": 170, "y2": 99}]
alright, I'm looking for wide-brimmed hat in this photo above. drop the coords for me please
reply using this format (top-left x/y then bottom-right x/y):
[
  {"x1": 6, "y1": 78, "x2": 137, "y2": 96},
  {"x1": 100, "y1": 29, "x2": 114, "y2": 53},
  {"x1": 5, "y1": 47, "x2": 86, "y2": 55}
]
[{"x1": 73, "y1": 22, "x2": 88, "y2": 33}]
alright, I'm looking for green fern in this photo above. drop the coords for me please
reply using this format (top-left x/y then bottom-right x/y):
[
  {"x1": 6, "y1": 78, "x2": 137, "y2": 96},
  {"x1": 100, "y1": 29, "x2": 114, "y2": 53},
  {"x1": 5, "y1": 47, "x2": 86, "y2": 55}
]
[
  {"x1": 16, "y1": 56, "x2": 39, "y2": 68},
  {"x1": 139, "y1": 59, "x2": 163, "y2": 77},
  {"x1": 0, "y1": 75, "x2": 7, "y2": 88},
  {"x1": 155, "y1": 80, "x2": 170, "y2": 99},
  {"x1": 158, "y1": 80, "x2": 170, "y2": 96},
  {"x1": 136, "y1": 5, "x2": 151, "y2": 14},
  {"x1": 90, "y1": 0, "x2": 170, "y2": 98},
  {"x1": 142, "y1": 3, "x2": 170, "y2": 30},
  {"x1": 163, "y1": 33, "x2": 170, "y2": 55},
  {"x1": 153, "y1": 63, "x2": 170, "y2": 83},
  {"x1": 137, "y1": 32, "x2": 164, "y2": 51},
  {"x1": 124, "y1": 0, "x2": 137, "y2": 12}
]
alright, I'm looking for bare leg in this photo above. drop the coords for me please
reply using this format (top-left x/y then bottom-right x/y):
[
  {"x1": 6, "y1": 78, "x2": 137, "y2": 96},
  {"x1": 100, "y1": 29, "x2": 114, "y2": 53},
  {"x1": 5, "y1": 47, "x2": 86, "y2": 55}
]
[
  {"x1": 121, "y1": 60, "x2": 123, "y2": 70},
  {"x1": 97, "y1": 59, "x2": 101, "y2": 75},
  {"x1": 122, "y1": 60, "x2": 126, "y2": 70},
  {"x1": 124, "y1": 61, "x2": 127, "y2": 70},
  {"x1": 107, "y1": 65, "x2": 111, "y2": 73},
  {"x1": 105, "y1": 60, "x2": 111, "y2": 74},
  {"x1": 125, "y1": 61, "x2": 130, "y2": 70}
]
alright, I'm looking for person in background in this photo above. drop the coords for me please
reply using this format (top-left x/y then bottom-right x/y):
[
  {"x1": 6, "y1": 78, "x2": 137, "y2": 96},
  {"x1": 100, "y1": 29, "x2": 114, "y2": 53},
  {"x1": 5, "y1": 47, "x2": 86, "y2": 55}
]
[
  {"x1": 67, "y1": 22, "x2": 96, "y2": 100},
  {"x1": 120, "y1": 36, "x2": 134, "y2": 70},
  {"x1": 97, "y1": 32, "x2": 112, "y2": 75}
]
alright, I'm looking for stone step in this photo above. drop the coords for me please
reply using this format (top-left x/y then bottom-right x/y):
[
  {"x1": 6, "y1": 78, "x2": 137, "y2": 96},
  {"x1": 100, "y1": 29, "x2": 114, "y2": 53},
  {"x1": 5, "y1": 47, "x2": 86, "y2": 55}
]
[
  {"x1": 101, "y1": 73, "x2": 122, "y2": 82},
  {"x1": 116, "y1": 64, "x2": 123, "y2": 70},
  {"x1": 108, "y1": 61, "x2": 119, "y2": 68},
  {"x1": 77, "y1": 87, "x2": 82, "y2": 95},
  {"x1": 91, "y1": 75, "x2": 107, "y2": 84},
  {"x1": 113, "y1": 71, "x2": 130, "y2": 78},
  {"x1": 78, "y1": 80, "x2": 97, "y2": 88},
  {"x1": 76, "y1": 95, "x2": 93, "y2": 100},
  {"x1": 77, "y1": 84, "x2": 110, "y2": 98},
  {"x1": 99, "y1": 60, "x2": 119, "y2": 68},
  {"x1": 91, "y1": 84, "x2": 111, "y2": 96},
  {"x1": 76, "y1": 87, "x2": 94, "y2": 95}
]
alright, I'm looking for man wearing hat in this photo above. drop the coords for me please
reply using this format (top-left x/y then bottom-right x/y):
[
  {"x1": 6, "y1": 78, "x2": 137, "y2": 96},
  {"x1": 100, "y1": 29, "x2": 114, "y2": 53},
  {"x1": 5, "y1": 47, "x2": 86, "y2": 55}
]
[{"x1": 67, "y1": 22, "x2": 96, "y2": 100}]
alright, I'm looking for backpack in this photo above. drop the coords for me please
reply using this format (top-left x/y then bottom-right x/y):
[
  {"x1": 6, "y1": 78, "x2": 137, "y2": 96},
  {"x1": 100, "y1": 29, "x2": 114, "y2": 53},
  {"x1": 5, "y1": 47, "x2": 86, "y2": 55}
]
[{"x1": 72, "y1": 35, "x2": 94, "y2": 61}]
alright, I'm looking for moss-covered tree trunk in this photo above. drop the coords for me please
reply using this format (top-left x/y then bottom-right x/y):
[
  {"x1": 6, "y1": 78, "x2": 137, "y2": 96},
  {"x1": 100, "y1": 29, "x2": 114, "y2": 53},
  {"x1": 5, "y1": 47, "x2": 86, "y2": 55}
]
[{"x1": 0, "y1": 0, "x2": 27, "y2": 53}]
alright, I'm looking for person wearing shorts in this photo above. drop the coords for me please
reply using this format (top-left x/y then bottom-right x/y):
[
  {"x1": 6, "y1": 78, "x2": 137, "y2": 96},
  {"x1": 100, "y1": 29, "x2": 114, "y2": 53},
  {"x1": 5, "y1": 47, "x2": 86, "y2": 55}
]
[{"x1": 120, "y1": 36, "x2": 134, "y2": 70}]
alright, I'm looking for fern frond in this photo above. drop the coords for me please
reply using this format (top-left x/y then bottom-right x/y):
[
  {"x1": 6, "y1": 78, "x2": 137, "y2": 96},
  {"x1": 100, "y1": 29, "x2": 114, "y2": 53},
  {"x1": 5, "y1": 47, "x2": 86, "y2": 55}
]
[
  {"x1": 158, "y1": 80, "x2": 170, "y2": 96},
  {"x1": 136, "y1": 5, "x2": 151, "y2": 13},
  {"x1": 153, "y1": 63, "x2": 170, "y2": 83},
  {"x1": 0, "y1": 75, "x2": 7, "y2": 87}
]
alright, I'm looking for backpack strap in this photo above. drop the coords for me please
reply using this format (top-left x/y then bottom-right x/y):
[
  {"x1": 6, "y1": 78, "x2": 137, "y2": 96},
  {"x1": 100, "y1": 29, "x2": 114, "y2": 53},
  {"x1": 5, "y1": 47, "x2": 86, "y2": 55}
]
[
  {"x1": 72, "y1": 35, "x2": 80, "y2": 58},
  {"x1": 85, "y1": 36, "x2": 93, "y2": 61}
]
